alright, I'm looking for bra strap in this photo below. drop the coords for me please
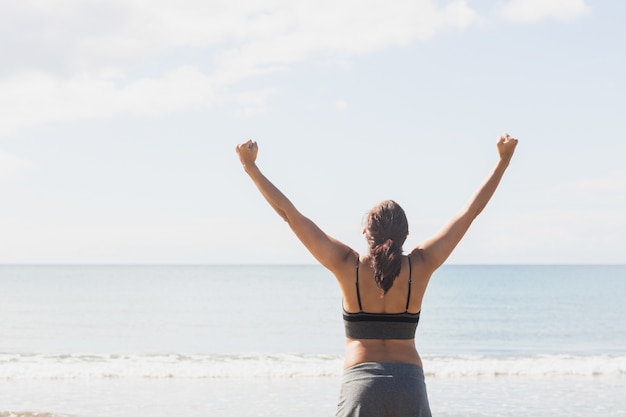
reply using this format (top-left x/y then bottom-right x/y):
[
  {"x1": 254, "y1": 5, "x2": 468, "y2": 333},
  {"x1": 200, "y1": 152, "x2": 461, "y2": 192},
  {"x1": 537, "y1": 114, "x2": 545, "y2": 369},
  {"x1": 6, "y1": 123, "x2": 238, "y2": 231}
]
[
  {"x1": 355, "y1": 257, "x2": 363, "y2": 312},
  {"x1": 405, "y1": 256, "x2": 413, "y2": 312}
]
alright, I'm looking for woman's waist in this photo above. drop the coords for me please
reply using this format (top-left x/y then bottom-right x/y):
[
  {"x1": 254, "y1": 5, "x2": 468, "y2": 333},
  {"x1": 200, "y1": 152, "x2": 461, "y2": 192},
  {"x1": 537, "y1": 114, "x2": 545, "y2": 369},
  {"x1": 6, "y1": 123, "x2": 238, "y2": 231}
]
[
  {"x1": 342, "y1": 361, "x2": 425, "y2": 379},
  {"x1": 343, "y1": 338, "x2": 421, "y2": 369}
]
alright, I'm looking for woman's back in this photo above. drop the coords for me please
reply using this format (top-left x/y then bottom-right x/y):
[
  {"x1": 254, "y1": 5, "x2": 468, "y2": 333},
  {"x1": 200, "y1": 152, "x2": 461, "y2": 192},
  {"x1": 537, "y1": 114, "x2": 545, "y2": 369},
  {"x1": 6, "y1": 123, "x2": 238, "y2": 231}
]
[
  {"x1": 340, "y1": 254, "x2": 428, "y2": 369},
  {"x1": 341, "y1": 255, "x2": 423, "y2": 315}
]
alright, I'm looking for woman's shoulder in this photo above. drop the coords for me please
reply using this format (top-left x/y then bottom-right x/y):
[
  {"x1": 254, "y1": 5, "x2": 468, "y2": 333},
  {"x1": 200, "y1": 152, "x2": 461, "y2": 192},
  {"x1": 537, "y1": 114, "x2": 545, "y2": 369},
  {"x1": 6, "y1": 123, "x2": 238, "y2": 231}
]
[{"x1": 408, "y1": 248, "x2": 436, "y2": 273}]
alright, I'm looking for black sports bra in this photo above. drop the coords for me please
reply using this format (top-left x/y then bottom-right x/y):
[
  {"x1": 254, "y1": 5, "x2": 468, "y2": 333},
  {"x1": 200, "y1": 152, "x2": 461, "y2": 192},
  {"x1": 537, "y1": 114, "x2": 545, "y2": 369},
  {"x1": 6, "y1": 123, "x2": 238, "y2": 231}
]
[{"x1": 343, "y1": 256, "x2": 420, "y2": 340}]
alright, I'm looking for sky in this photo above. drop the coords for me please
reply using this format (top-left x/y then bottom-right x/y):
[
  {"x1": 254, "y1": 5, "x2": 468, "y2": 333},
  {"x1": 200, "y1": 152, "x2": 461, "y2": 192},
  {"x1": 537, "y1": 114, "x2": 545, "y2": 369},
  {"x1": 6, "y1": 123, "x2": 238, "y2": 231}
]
[{"x1": 0, "y1": 0, "x2": 624, "y2": 265}]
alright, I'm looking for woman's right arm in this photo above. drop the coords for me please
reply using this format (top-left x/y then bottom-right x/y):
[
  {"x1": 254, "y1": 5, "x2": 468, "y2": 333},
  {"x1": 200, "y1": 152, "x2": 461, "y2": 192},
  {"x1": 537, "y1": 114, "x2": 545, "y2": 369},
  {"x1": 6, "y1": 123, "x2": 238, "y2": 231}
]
[
  {"x1": 412, "y1": 134, "x2": 518, "y2": 273},
  {"x1": 236, "y1": 140, "x2": 355, "y2": 272}
]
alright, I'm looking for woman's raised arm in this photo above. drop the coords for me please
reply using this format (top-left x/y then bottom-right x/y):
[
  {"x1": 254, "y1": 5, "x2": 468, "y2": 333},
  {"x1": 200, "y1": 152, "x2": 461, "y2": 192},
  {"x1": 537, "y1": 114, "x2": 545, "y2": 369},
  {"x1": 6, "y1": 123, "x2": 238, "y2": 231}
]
[
  {"x1": 236, "y1": 140, "x2": 355, "y2": 272},
  {"x1": 413, "y1": 134, "x2": 518, "y2": 272}
]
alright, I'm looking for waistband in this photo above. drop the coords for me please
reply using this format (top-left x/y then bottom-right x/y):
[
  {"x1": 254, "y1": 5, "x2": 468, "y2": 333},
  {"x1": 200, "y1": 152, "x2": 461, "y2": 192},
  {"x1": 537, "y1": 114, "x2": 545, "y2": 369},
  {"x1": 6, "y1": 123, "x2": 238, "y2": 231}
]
[{"x1": 343, "y1": 362, "x2": 424, "y2": 378}]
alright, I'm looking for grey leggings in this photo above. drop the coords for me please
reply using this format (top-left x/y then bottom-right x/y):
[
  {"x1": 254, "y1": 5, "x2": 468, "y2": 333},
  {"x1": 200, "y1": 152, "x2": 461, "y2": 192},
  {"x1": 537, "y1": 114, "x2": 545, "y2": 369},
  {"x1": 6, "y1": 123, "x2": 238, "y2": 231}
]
[{"x1": 336, "y1": 362, "x2": 432, "y2": 417}]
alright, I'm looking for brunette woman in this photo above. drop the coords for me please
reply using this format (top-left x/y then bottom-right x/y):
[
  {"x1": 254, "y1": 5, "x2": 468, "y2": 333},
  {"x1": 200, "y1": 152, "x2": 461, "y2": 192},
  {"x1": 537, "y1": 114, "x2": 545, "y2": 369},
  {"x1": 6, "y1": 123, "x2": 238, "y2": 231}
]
[{"x1": 236, "y1": 134, "x2": 518, "y2": 417}]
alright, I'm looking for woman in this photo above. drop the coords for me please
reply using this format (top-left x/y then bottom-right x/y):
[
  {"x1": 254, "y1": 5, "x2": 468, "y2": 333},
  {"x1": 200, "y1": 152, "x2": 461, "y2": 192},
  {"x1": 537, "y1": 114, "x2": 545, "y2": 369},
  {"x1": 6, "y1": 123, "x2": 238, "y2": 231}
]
[{"x1": 236, "y1": 134, "x2": 518, "y2": 417}]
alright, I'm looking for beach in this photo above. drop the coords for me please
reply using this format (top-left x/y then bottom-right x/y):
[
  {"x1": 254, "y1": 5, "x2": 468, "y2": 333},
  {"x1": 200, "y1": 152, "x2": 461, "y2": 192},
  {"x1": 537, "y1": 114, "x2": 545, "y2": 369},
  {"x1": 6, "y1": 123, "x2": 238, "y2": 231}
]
[
  {"x1": 1, "y1": 265, "x2": 625, "y2": 416},
  {"x1": 2, "y1": 371, "x2": 625, "y2": 417}
]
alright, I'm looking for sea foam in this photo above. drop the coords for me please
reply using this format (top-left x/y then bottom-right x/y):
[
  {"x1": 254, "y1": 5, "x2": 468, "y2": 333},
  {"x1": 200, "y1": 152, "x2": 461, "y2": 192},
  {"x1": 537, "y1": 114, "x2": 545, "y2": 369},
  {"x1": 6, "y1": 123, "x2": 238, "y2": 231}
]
[{"x1": 1, "y1": 353, "x2": 625, "y2": 380}]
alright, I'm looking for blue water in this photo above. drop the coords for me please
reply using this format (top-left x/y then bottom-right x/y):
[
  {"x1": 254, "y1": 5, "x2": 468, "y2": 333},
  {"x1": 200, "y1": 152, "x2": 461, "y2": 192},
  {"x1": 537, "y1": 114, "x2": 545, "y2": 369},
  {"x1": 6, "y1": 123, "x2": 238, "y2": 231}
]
[
  {"x1": 1, "y1": 265, "x2": 625, "y2": 416},
  {"x1": 422, "y1": 265, "x2": 626, "y2": 355},
  {"x1": 2, "y1": 264, "x2": 624, "y2": 356}
]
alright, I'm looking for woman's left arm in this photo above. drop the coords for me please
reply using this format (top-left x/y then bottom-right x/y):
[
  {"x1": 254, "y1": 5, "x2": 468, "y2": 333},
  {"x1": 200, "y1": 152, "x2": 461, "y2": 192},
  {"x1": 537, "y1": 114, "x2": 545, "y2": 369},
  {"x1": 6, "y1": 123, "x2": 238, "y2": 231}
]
[
  {"x1": 236, "y1": 140, "x2": 355, "y2": 272},
  {"x1": 414, "y1": 134, "x2": 518, "y2": 272}
]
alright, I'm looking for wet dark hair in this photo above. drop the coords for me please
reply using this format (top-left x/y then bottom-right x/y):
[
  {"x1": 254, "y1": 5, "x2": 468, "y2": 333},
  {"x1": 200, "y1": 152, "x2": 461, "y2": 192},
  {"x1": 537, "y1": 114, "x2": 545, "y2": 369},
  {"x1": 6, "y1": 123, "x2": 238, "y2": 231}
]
[{"x1": 364, "y1": 200, "x2": 409, "y2": 295}]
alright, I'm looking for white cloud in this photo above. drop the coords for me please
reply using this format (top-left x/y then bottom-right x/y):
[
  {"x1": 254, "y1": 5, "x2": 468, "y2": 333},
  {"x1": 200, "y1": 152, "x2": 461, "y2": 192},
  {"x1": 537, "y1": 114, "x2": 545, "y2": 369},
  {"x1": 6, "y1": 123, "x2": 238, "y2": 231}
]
[
  {"x1": 2, "y1": 0, "x2": 482, "y2": 70},
  {"x1": 71, "y1": 0, "x2": 282, "y2": 64},
  {"x1": 0, "y1": 66, "x2": 218, "y2": 136},
  {"x1": 213, "y1": 0, "x2": 482, "y2": 73},
  {"x1": 235, "y1": 87, "x2": 276, "y2": 118},
  {"x1": 0, "y1": 0, "x2": 482, "y2": 135},
  {"x1": 499, "y1": 0, "x2": 590, "y2": 22},
  {"x1": 71, "y1": 0, "x2": 482, "y2": 65},
  {"x1": 0, "y1": 150, "x2": 35, "y2": 181}
]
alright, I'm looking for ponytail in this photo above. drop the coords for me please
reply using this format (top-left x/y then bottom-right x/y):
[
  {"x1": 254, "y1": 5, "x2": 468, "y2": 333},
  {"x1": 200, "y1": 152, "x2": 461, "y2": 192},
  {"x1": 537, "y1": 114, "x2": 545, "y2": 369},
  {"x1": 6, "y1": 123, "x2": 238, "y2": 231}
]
[
  {"x1": 370, "y1": 238, "x2": 403, "y2": 294},
  {"x1": 364, "y1": 200, "x2": 409, "y2": 295}
]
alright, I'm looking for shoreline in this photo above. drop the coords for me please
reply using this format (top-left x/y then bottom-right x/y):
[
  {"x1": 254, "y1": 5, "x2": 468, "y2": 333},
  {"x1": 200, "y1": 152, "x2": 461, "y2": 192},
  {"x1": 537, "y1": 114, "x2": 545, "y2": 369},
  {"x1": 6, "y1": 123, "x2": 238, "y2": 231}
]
[{"x1": 2, "y1": 374, "x2": 625, "y2": 417}]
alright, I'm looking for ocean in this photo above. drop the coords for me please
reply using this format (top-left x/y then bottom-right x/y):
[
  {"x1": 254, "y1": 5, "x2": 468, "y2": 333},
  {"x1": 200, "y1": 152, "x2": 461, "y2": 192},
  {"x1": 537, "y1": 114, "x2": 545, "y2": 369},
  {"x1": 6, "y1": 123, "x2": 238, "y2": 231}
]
[{"x1": 1, "y1": 265, "x2": 625, "y2": 416}]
